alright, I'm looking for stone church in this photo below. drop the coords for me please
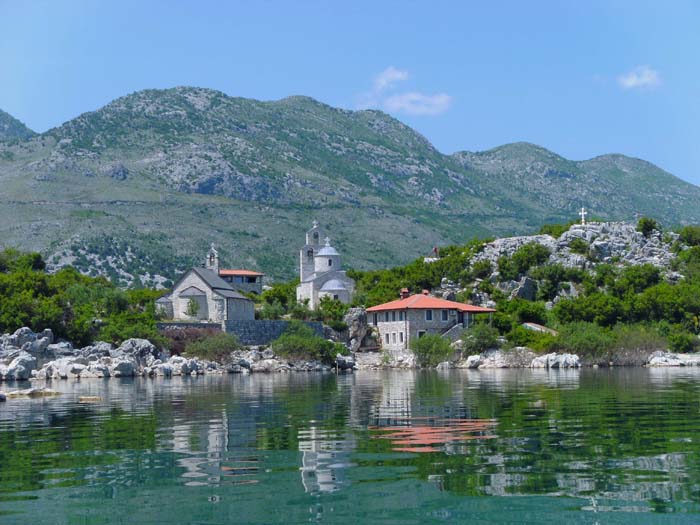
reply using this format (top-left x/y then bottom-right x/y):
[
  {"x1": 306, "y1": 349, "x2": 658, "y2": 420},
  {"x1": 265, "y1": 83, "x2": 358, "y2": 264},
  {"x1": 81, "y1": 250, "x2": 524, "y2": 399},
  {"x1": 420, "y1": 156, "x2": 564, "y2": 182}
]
[
  {"x1": 155, "y1": 245, "x2": 255, "y2": 324},
  {"x1": 296, "y1": 221, "x2": 355, "y2": 309}
]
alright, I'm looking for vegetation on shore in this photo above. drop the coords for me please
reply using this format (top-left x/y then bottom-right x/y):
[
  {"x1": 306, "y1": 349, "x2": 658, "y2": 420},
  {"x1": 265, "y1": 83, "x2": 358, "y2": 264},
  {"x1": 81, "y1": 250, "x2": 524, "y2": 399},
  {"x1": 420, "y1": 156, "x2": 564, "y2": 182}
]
[{"x1": 271, "y1": 321, "x2": 347, "y2": 364}]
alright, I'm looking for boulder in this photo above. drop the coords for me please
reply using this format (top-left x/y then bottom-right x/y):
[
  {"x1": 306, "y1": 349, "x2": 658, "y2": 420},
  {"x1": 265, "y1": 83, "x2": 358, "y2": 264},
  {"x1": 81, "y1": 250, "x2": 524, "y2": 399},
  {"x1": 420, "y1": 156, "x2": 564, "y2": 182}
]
[
  {"x1": 436, "y1": 361, "x2": 452, "y2": 370},
  {"x1": 647, "y1": 351, "x2": 684, "y2": 367},
  {"x1": 344, "y1": 308, "x2": 368, "y2": 352},
  {"x1": 2, "y1": 352, "x2": 38, "y2": 380},
  {"x1": 510, "y1": 277, "x2": 538, "y2": 301},
  {"x1": 336, "y1": 354, "x2": 355, "y2": 370},
  {"x1": 530, "y1": 353, "x2": 580, "y2": 368},
  {"x1": 45, "y1": 342, "x2": 75, "y2": 359},
  {"x1": 109, "y1": 359, "x2": 136, "y2": 377}
]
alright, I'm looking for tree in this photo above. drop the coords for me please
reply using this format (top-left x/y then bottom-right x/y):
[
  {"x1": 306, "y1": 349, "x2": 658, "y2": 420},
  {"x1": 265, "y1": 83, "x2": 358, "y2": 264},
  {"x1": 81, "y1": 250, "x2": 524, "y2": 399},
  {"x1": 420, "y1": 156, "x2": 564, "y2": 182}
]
[
  {"x1": 637, "y1": 217, "x2": 659, "y2": 238},
  {"x1": 410, "y1": 334, "x2": 454, "y2": 366}
]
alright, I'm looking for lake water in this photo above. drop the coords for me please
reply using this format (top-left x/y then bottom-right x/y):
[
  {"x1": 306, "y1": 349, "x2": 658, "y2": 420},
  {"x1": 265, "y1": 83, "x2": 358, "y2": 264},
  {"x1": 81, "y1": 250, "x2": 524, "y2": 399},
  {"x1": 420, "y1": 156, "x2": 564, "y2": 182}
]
[{"x1": 1, "y1": 368, "x2": 700, "y2": 524}]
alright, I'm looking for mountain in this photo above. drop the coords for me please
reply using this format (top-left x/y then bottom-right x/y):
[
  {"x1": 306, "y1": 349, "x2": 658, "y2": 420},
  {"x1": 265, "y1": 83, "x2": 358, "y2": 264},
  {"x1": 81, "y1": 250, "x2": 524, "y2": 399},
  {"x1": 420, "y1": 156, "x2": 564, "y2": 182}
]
[
  {"x1": 0, "y1": 86, "x2": 698, "y2": 286},
  {"x1": 0, "y1": 109, "x2": 35, "y2": 141}
]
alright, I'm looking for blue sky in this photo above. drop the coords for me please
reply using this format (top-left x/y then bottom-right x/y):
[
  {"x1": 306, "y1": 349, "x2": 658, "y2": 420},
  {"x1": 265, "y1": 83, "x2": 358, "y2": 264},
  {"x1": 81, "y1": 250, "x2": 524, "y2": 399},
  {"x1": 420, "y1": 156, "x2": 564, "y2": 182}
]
[{"x1": 1, "y1": 1, "x2": 698, "y2": 183}]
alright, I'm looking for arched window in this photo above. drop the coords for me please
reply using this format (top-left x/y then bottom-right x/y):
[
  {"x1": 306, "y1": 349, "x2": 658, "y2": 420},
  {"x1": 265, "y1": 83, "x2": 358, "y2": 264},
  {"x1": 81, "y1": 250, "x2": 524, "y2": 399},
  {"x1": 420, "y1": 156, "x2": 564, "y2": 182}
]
[
  {"x1": 328, "y1": 259, "x2": 333, "y2": 266},
  {"x1": 307, "y1": 249, "x2": 313, "y2": 259},
  {"x1": 313, "y1": 232, "x2": 319, "y2": 241}
]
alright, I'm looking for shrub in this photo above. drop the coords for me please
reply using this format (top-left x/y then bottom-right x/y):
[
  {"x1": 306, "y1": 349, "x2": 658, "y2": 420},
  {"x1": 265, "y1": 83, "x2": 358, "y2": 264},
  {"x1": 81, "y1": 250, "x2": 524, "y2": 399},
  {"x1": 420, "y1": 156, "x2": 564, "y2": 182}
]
[
  {"x1": 410, "y1": 333, "x2": 454, "y2": 367},
  {"x1": 505, "y1": 325, "x2": 555, "y2": 352},
  {"x1": 679, "y1": 225, "x2": 700, "y2": 246},
  {"x1": 568, "y1": 237, "x2": 589, "y2": 255},
  {"x1": 637, "y1": 217, "x2": 659, "y2": 238},
  {"x1": 668, "y1": 331, "x2": 700, "y2": 353},
  {"x1": 184, "y1": 332, "x2": 242, "y2": 363},
  {"x1": 258, "y1": 300, "x2": 285, "y2": 320},
  {"x1": 461, "y1": 323, "x2": 500, "y2": 355},
  {"x1": 538, "y1": 221, "x2": 575, "y2": 239},
  {"x1": 499, "y1": 243, "x2": 552, "y2": 281},
  {"x1": 471, "y1": 260, "x2": 492, "y2": 280},
  {"x1": 549, "y1": 322, "x2": 615, "y2": 357},
  {"x1": 271, "y1": 321, "x2": 346, "y2": 363},
  {"x1": 162, "y1": 327, "x2": 220, "y2": 355}
]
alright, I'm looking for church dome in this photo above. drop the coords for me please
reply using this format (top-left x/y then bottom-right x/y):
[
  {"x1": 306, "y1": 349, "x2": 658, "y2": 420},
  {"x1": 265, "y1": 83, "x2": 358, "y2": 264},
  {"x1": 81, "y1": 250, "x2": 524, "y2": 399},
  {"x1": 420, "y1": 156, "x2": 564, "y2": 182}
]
[
  {"x1": 320, "y1": 279, "x2": 348, "y2": 291},
  {"x1": 316, "y1": 245, "x2": 340, "y2": 257}
]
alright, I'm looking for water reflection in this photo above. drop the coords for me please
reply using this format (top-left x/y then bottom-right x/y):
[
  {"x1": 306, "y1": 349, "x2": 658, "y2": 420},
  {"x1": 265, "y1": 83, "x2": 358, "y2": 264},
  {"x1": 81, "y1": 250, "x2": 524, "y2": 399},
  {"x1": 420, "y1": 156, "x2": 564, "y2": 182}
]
[{"x1": 1, "y1": 369, "x2": 700, "y2": 522}]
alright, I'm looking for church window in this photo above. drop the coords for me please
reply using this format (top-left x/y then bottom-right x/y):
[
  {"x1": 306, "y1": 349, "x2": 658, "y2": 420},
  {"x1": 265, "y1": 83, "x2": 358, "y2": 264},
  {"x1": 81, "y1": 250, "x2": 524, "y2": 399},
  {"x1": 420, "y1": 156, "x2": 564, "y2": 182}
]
[
  {"x1": 313, "y1": 232, "x2": 319, "y2": 241},
  {"x1": 307, "y1": 250, "x2": 313, "y2": 259},
  {"x1": 333, "y1": 294, "x2": 339, "y2": 300},
  {"x1": 328, "y1": 259, "x2": 333, "y2": 267},
  {"x1": 425, "y1": 310, "x2": 433, "y2": 321}
]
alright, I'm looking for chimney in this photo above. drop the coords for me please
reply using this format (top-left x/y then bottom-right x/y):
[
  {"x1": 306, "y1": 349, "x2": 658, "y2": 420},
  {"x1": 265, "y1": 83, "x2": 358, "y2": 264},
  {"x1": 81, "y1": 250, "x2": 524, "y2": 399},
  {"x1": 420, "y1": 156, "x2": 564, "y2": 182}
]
[
  {"x1": 422, "y1": 289, "x2": 430, "y2": 295},
  {"x1": 400, "y1": 288, "x2": 410, "y2": 299}
]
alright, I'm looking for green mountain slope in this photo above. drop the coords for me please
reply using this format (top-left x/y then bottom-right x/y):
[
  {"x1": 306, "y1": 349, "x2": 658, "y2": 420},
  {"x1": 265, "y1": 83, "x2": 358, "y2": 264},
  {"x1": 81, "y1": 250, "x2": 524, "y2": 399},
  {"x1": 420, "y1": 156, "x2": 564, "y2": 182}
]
[
  {"x1": 0, "y1": 109, "x2": 35, "y2": 141},
  {"x1": 0, "y1": 87, "x2": 698, "y2": 285}
]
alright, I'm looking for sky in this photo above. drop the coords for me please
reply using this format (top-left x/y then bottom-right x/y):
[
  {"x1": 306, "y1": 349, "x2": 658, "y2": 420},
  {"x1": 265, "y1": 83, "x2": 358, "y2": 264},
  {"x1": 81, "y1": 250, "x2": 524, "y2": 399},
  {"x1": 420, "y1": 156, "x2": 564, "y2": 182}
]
[{"x1": 1, "y1": 0, "x2": 698, "y2": 184}]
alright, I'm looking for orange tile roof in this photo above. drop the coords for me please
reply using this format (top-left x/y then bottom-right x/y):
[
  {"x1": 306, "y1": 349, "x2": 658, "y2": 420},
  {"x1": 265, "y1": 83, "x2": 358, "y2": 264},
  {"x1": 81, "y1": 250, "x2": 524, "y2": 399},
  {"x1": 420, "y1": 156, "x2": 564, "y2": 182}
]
[
  {"x1": 219, "y1": 269, "x2": 264, "y2": 277},
  {"x1": 366, "y1": 294, "x2": 496, "y2": 313}
]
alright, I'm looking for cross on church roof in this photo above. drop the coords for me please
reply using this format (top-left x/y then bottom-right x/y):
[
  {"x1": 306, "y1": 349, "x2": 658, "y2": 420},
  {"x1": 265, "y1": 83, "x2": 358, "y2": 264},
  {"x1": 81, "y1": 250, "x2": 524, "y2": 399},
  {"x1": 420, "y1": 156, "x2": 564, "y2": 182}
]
[
  {"x1": 312, "y1": 219, "x2": 319, "y2": 229},
  {"x1": 324, "y1": 236, "x2": 331, "y2": 246}
]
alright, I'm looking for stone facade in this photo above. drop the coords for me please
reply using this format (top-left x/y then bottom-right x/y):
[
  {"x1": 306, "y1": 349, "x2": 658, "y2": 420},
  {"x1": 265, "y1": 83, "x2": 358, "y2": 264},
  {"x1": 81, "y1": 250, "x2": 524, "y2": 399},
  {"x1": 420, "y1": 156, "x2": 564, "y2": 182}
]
[
  {"x1": 296, "y1": 221, "x2": 355, "y2": 309},
  {"x1": 156, "y1": 267, "x2": 254, "y2": 325},
  {"x1": 224, "y1": 320, "x2": 323, "y2": 346}
]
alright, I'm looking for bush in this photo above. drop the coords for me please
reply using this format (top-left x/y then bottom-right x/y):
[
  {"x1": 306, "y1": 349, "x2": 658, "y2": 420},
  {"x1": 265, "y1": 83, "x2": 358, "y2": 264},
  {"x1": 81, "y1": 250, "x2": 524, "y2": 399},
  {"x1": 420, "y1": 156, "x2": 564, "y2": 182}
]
[
  {"x1": 538, "y1": 222, "x2": 575, "y2": 239},
  {"x1": 184, "y1": 332, "x2": 242, "y2": 363},
  {"x1": 461, "y1": 323, "x2": 500, "y2": 355},
  {"x1": 568, "y1": 237, "x2": 589, "y2": 255},
  {"x1": 258, "y1": 300, "x2": 285, "y2": 320},
  {"x1": 549, "y1": 322, "x2": 615, "y2": 357},
  {"x1": 410, "y1": 333, "x2": 454, "y2": 367},
  {"x1": 471, "y1": 260, "x2": 492, "y2": 280},
  {"x1": 637, "y1": 217, "x2": 659, "y2": 238},
  {"x1": 505, "y1": 325, "x2": 555, "y2": 352},
  {"x1": 271, "y1": 321, "x2": 346, "y2": 364},
  {"x1": 668, "y1": 331, "x2": 700, "y2": 353},
  {"x1": 679, "y1": 225, "x2": 700, "y2": 247},
  {"x1": 162, "y1": 327, "x2": 220, "y2": 355}
]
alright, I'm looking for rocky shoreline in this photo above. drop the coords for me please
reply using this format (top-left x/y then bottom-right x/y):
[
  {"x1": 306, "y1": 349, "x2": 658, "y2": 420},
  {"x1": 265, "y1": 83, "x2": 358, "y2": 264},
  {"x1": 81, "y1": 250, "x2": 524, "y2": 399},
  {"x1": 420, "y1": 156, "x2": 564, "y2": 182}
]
[{"x1": 1, "y1": 327, "x2": 699, "y2": 388}]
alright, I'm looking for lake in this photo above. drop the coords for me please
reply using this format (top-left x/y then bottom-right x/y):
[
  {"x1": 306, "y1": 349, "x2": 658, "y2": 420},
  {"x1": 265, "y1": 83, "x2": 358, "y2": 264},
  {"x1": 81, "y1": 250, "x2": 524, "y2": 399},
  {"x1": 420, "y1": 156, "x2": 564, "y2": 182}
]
[{"x1": 1, "y1": 368, "x2": 700, "y2": 524}]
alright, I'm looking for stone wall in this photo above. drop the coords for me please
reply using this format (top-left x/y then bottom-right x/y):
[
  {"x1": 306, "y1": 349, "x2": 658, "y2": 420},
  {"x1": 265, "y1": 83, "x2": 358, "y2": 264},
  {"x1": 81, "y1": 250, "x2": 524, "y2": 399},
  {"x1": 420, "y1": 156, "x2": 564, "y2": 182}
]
[
  {"x1": 157, "y1": 322, "x2": 222, "y2": 331},
  {"x1": 224, "y1": 320, "x2": 324, "y2": 346}
]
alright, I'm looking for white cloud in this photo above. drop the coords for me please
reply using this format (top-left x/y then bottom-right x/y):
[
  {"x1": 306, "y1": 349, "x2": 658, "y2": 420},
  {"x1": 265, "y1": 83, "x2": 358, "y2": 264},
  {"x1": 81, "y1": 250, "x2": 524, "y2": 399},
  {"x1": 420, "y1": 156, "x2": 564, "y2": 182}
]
[
  {"x1": 356, "y1": 67, "x2": 452, "y2": 116},
  {"x1": 373, "y1": 66, "x2": 409, "y2": 93},
  {"x1": 617, "y1": 65, "x2": 661, "y2": 90},
  {"x1": 383, "y1": 92, "x2": 452, "y2": 116}
]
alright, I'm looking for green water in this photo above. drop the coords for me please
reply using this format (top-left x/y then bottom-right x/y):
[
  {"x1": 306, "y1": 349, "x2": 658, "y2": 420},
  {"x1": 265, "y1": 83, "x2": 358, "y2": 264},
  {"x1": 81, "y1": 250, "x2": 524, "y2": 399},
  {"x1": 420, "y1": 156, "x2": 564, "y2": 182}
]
[{"x1": 1, "y1": 369, "x2": 700, "y2": 524}]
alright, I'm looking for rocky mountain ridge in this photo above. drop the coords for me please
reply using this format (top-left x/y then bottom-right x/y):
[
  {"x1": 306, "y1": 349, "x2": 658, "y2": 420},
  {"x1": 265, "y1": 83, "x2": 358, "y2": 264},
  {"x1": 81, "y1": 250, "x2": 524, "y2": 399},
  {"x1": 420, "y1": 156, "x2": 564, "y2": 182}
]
[{"x1": 1, "y1": 86, "x2": 699, "y2": 284}]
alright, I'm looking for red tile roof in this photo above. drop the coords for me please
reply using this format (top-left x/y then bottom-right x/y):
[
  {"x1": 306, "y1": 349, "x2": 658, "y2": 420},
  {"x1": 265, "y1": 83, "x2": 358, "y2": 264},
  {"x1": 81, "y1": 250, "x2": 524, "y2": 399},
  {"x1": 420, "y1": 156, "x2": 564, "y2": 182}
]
[
  {"x1": 219, "y1": 269, "x2": 264, "y2": 277},
  {"x1": 366, "y1": 294, "x2": 496, "y2": 313}
]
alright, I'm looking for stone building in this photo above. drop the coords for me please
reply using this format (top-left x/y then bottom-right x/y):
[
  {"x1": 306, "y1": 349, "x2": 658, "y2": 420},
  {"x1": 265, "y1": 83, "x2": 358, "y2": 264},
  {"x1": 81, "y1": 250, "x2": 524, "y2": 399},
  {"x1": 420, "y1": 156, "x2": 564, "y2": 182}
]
[
  {"x1": 366, "y1": 289, "x2": 495, "y2": 352},
  {"x1": 156, "y1": 245, "x2": 255, "y2": 324},
  {"x1": 296, "y1": 221, "x2": 355, "y2": 309},
  {"x1": 203, "y1": 244, "x2": 264, "y2": 295}
]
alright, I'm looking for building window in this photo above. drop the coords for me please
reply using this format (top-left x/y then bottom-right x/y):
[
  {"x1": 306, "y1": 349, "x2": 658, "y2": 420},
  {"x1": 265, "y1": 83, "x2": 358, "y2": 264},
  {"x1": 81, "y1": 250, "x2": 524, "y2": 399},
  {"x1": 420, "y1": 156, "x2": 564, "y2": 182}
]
[
  {"x1": 328, "y1": 259, "x2": 333, "y2": 266},
  {"x1": 441, "y1": 309, "x2": 448, "y2": 321},
  {"x1": 399, "y1": 311, "x2": 405, "y2": 321},
  {"x1": 333, "y1": 294, "x2": 339, "y2": 300},
  {"x1": 391, "y1": 311, "x2": 396, "y2": 322},
  {"x1": 425, "y1": 310, "x2": 433, "y2": 321},
  {"x1": 418, "y1": 330, "x2": 426, "y2": 338},
  {"x1": 307, "y1": 249, "x2": 314, "y2": 259},
  {"x1": 385, "y1": 312, "x2": 389, "y2": 322},
  {"x1": 399, "y1": 332, "x2": 404, "y2": 343},
  {"x1": 392, "y1": 332, "x2": 397, "y2": 344},
  {"x1": 385, "y1": 333, "x2": 390, "y2": 344},
  {"x1": 373, "y1": 314, "x2": 378, "y2": 325}
]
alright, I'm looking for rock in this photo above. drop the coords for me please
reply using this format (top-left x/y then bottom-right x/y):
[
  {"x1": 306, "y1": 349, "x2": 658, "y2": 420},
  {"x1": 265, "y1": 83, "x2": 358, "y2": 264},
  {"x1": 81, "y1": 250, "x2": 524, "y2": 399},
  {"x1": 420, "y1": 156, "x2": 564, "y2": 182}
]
[
  {"x1": 105, "y1": 162, "x2": 129, "y2": 180},
  {"x1": 262, "y1": 347, "x2": 274, "y2": 359},
  {"x1": 2, "y1": 352, "x2": 38, "y2": 380},
  {"x1": 45, "y1": 342, "x2": 75, "y2": 358},
  {"x1": 79, "y1": 396, "x2": 102, "y2": 403},
  {"x1": 510, "y1": 277, "x2": 538, "y2": 301},
  {"x1": 336, "y1": 354, "x2": 355, "y2": 370},
  {"x1": 344, "y1": 308, "x2": 368, "y2": 352},
  {"x1": 109, "y1": 359, "x2": 136, "y2": 377},
  {"x1": 39, "y1": 329, "x2": 54, "y2": 343},
  {"x1": 12, "y1": 327, "x2": 38, "y2": 347},
  {"x1": 251, "y1": 358, "x2": 282, "y2": 373},
  {"x1": 647, "y1": 351, "x2": 684, "y2": 367},
  {"x1": 530, "y1": 353, "x2": 580, "y2": 368},
  {"x1": 436, "y1": 361, "x2": 452, "y2": 370},
  {"x1": 6, "y1": 387, "x2": 60, "y2": 398},
  {"x1": 464, "y1": 354, "x2": 482, "y2": 369}
]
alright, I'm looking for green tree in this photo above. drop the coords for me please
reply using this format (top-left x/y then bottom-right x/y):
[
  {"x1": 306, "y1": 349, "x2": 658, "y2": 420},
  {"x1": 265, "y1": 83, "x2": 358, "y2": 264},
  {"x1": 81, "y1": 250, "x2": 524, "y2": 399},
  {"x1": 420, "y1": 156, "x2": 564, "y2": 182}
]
[
  {"x1": 410, "y1": 333, "x2": 454, "y2": 366},
  {"x1": 637, "y1": 217, "x2": 659, "y2": 237}
]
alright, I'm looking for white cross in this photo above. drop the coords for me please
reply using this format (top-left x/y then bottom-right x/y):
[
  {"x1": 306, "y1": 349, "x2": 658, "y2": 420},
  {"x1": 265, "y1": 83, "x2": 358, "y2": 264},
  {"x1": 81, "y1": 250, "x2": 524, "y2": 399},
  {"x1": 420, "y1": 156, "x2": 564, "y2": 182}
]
[{"x1": 579, "y1": 207, "x2": 588, "y2": 225}]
